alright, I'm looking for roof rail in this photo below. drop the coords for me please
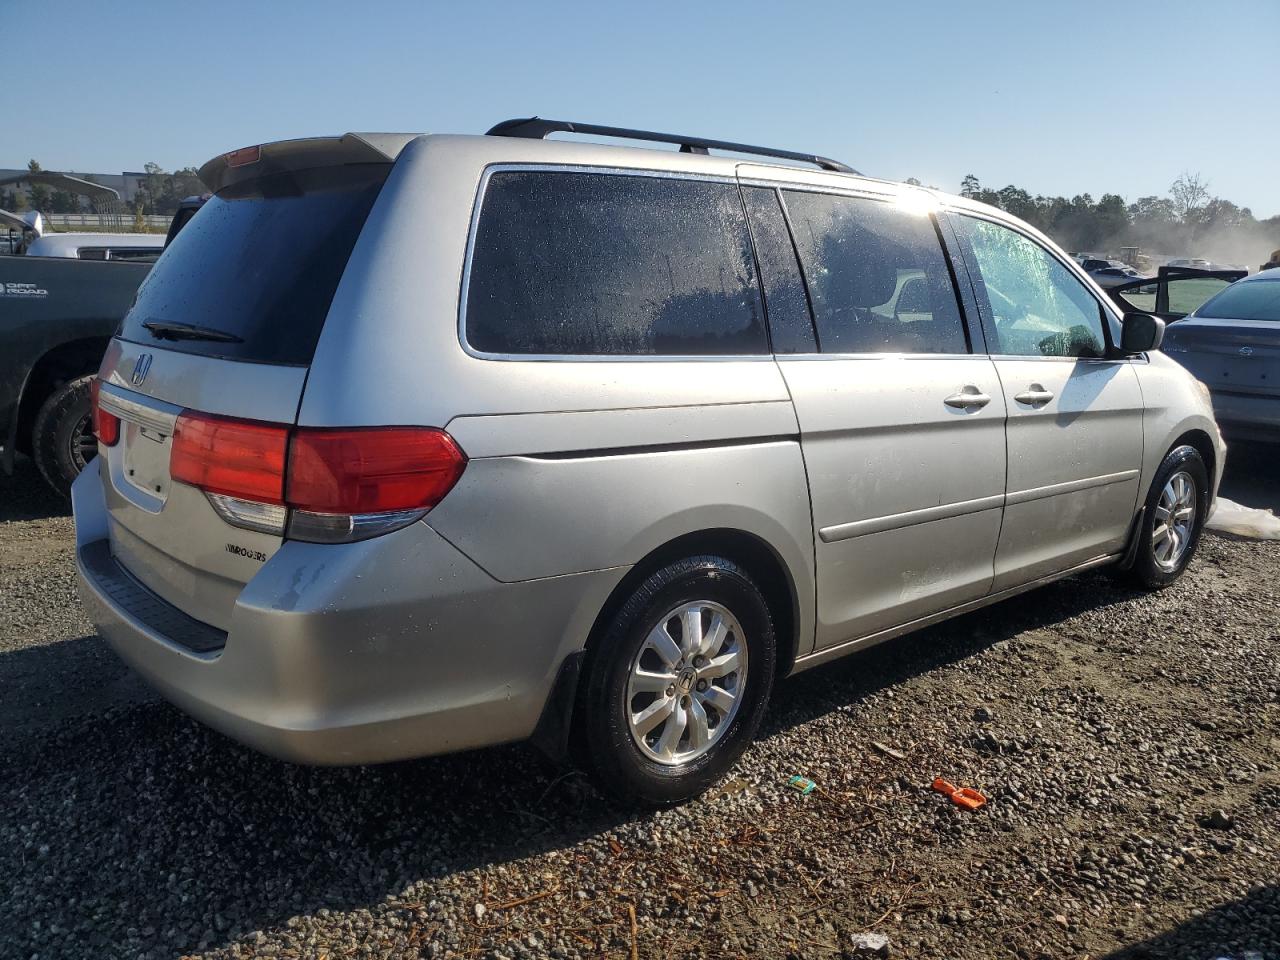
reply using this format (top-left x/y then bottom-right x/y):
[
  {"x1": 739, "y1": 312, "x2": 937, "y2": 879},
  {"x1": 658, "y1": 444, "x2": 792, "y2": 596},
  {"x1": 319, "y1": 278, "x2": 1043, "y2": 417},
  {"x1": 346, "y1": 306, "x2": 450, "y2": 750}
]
[{"x1": 486, "y1": 117, "x2": 858, "y2": 175}]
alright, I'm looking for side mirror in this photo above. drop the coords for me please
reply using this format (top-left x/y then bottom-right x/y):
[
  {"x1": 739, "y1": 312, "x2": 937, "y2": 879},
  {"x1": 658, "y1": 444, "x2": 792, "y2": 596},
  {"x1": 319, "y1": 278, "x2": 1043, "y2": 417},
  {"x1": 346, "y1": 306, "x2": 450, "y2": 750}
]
[{"x1": 1119, "y1": 312, "x2": 1165, "y2": 355}]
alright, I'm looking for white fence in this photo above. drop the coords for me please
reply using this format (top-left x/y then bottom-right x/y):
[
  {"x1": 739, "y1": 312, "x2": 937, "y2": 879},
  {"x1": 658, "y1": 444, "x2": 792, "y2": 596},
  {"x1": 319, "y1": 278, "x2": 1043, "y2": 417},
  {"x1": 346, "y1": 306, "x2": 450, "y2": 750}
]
[{"x1": 43, "y1": 213, "x2": 171, "y2": 230}]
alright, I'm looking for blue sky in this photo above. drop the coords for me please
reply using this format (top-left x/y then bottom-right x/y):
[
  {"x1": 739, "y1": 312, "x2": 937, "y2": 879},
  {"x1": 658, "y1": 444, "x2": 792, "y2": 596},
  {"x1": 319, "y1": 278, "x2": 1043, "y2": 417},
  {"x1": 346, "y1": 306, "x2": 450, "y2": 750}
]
[{"x1": 8, "y1": 0, "x2": 1280, "y2": 215}]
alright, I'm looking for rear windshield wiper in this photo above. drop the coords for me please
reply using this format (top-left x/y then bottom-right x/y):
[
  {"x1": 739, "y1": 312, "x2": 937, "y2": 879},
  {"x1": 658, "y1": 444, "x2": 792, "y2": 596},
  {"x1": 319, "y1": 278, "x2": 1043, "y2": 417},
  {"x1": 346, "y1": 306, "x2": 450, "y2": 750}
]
[{"x1": 142, "y1": 320, "x2": 244, "y2": 343}]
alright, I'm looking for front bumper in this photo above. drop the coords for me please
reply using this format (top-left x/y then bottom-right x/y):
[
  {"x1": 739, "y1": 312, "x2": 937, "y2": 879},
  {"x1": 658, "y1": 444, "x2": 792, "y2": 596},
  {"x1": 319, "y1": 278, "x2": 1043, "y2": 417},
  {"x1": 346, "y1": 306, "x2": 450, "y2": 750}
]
[{"x1": 72, "y1": 462, "x2": 625, "y2": 765}]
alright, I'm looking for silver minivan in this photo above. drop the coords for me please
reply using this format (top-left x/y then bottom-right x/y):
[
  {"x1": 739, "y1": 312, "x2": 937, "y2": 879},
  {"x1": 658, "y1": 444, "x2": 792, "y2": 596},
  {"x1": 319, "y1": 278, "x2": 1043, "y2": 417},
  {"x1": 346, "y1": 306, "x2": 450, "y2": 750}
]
[{"x1": 73, "y1": 119, "x2": 1224, "y2": 803}]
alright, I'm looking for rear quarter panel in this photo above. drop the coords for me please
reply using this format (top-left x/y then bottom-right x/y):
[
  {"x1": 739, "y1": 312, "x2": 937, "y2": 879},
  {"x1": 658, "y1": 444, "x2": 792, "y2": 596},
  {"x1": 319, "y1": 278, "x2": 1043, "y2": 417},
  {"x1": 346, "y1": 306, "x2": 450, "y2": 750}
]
[
  {"x1": 301, "y1": 135, "x2": 818, "y2": 656},
  {"x1": 425, "y1": 429, "x2": 817, "y2": 661}
]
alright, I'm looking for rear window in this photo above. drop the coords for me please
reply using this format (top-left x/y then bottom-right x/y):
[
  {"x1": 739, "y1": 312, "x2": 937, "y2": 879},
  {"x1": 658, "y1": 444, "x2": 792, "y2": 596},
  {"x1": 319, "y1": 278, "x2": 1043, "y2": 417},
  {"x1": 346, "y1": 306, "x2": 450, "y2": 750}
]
[
  {"x1": 120, "y1": 163, "x2": 388, "y2": 365},
  {"x1": 465, "y1": 171, "x2": 766, "y2": 356},
  {"x1": 1195, "y1": 279, "x2": 1280, "y2": 321}
]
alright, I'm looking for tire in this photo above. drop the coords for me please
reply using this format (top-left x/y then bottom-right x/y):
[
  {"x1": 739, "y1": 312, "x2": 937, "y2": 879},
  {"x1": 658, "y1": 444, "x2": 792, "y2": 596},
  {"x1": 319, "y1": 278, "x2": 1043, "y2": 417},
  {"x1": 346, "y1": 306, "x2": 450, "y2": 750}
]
[
  {"x1": 578, "y1": 556, "x2": 776, "y2": 806},
  {"x1": 31, "y1": 375, "x2": 97, "y2": 499},
  {"x1": 1124, "y1": 444, "x2": 1209, "y2": 590}
]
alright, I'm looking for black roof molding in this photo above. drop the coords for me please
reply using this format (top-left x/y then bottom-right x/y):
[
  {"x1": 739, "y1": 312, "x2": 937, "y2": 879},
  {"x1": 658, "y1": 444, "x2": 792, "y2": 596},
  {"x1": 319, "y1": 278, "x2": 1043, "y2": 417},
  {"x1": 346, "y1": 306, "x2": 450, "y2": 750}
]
[{"x1": 487, "y1": 117, "x2": 857, "y2": 175}]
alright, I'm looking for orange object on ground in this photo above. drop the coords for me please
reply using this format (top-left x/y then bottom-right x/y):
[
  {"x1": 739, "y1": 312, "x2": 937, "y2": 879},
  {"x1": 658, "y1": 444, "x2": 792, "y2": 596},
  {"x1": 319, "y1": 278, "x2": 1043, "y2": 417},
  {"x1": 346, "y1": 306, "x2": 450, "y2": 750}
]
[{"x1": 931, "y1": 777, "x2": 987, "y2": 811}]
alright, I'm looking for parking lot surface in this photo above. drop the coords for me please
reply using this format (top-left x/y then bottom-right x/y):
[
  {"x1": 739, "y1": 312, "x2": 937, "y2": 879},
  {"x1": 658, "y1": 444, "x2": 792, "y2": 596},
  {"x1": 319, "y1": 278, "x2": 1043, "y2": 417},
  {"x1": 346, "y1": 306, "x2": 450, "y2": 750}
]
[{"x1": 2, "y1": 456, "x2": 1277, "y2": 960}]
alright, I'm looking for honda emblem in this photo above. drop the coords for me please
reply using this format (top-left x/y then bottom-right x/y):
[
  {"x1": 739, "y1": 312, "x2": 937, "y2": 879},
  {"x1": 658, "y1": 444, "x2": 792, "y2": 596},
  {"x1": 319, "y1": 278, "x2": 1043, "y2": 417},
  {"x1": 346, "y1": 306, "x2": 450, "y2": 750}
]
[{"x1": 131, "y1": 353, "x2": 153, "y2": 386}]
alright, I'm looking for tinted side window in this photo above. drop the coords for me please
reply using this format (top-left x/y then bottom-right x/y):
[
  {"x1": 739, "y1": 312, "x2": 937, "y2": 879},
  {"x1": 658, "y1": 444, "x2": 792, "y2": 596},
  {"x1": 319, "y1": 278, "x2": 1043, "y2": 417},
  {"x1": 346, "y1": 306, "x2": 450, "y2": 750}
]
[
  {"x1": 957, "y1": 216, "x2": 1107, "y2": 359},
  {"x1": 466, "y1": 172, "x2": 766, "y2": 356},
  {"x1": 781, "y1": 191, "x2": 967, "y2": 355},
  {"x1": 741, "y1": 187, "x2": 816, "y2": 353}
]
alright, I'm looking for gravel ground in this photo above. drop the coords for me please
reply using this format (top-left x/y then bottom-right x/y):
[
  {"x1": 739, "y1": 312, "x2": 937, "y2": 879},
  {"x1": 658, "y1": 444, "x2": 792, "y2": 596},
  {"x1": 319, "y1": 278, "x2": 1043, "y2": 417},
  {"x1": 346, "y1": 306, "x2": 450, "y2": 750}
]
[{"x1": 1, "y1": 455, "x2": 1277, "y2": 960}]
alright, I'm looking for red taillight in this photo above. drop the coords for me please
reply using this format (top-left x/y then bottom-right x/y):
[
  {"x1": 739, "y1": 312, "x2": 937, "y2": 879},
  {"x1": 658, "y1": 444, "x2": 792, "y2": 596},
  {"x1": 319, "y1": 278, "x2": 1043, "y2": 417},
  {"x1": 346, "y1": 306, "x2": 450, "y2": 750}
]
[
  {"x1": 170, "y1": 411, "x2": 289, "y2": 504},
  {"x1": 90, "y1": 378, "x2": 120, "y2": 446},
  {"x1": 286, "y1": 427, "x2": 467, "y2": 514},
  {"x1": 168, "y1": 415, "x2": 466, "y2": 519}
]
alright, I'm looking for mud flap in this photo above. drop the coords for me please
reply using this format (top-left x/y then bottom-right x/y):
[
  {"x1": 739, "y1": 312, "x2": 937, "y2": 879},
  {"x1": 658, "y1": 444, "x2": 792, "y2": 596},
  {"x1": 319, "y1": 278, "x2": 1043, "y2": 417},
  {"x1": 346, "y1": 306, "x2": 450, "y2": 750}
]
[
  {"x1": 1117, "y1": 506, "x2": 1147, "y2": 571},
  {"x1": 528, "y1": 650, "x2": 585, "y2": 766}
]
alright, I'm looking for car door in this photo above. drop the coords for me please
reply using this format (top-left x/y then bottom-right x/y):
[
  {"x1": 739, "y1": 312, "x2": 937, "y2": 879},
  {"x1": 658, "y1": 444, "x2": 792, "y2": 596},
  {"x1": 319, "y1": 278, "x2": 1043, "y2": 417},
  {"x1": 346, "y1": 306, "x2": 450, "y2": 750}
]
[
  {"x1": 948, "y1": 213, "x2": 1144, "y2": 590},
  {"x1": 1108, "y1": 267, "x2": 1248, "y2": 322},
  {"x1": 742, "y1": 182, "x2": 1007, "y2": 649}
]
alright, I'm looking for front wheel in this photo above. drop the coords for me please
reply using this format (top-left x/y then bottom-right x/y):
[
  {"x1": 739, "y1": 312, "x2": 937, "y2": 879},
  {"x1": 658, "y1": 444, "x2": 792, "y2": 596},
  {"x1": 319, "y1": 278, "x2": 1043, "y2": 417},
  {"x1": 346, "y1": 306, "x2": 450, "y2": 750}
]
[
  {"x1": 1124, "y1": 444, "x2": 1209, "y2": 589},
  {"x1": 578, "y1": 556, "x2": 776, "y2": 805}
]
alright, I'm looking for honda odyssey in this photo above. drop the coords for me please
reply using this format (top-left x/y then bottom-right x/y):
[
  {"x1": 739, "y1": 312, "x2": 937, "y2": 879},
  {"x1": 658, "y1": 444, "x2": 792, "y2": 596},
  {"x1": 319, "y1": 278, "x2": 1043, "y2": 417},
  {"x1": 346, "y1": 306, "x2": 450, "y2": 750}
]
[{"x1": 73, "y1": 118, "x2": 1223, "y2": 803}]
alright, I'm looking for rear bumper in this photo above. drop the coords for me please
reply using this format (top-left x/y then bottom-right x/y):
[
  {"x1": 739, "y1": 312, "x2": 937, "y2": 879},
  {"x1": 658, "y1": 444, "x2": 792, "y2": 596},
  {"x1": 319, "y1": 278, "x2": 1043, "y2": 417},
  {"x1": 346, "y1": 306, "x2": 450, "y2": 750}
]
[
  {"x1": 72, "y1": 462, "x2": 625, "y2": 765},
  {"x1": 1210, "y1": 391, "x2": 1280, "y2": 444}
]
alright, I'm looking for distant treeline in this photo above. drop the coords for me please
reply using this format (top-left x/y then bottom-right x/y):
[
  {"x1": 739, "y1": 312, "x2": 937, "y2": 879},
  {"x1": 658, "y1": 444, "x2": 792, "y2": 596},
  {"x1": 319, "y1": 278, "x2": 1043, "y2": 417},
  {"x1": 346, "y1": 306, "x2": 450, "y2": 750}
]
[
  {"x1": 941, "y1": 172, "x2": 1280, "y2": 268},
  {"x1": 1, "y1": 160, "x2": 203, "y2": 217},
  {"x1": 129, "y1": 162, "x2": 205, "y2": 215},
  {"x1": 7, "y1": 156, "x2": 1278, "y2": 267}
]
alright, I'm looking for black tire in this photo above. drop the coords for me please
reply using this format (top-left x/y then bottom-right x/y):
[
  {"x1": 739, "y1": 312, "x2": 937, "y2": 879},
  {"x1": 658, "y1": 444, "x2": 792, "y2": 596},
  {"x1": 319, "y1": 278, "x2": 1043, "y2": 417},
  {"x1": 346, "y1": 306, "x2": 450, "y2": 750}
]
[
  {"x1": 1124, "y1": 444, "x2": 1209, "y2": 590},
  {"x1": 578, "y1": 556, "x2": 776, "y2": 806},
  {"x1": 31, "y1": 375, "x2": 97, "y2": 499}
]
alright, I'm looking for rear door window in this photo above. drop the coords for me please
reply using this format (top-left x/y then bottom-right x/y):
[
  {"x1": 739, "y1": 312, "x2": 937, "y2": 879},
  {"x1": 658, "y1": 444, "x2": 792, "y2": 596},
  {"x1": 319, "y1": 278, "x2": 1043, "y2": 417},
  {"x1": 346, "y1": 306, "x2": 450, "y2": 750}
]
[
  {"x1": 119, "y1": 163, "x2": 389, "y2": 365},
  {"x1": 465, "y1": 171, "x2": 766, "y2": 356},
  {"x1": 780, "y1": 191, "x2": 968, "y2": 354}
]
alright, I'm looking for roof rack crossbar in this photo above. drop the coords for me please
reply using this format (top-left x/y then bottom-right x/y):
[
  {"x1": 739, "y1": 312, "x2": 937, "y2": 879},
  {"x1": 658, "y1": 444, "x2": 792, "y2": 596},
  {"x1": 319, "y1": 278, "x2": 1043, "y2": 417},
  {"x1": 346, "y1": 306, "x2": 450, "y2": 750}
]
[{"x1": 486, "y1": 117, "x2": 857, "y2": 175}]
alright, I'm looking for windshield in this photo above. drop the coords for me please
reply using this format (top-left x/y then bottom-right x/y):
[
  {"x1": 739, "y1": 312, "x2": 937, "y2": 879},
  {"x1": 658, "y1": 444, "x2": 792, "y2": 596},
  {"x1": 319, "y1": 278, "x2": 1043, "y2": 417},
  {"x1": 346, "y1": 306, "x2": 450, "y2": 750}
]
[
  {"x1": 1195, "y1": 279, "x2": 1280, "y2": 322},
  {"x1": 119, "y1": 163, "x2": 388, "y2": 364}
]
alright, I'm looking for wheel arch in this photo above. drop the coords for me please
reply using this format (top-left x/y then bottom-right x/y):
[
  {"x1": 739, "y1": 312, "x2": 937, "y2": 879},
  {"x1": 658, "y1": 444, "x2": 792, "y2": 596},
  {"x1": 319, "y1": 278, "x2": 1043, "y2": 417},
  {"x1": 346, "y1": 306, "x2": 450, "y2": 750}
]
[
  {"x1": 14, "y1": 337, "x2": 110, "y2": 456},
  {"x1": 582, "y1": 527, "x2": 803, "y2": 680},
  {"x1": 1120, "y1": 426, "x2": 1218, "y2": 573},
  {"x1": 533, "y1": 525, "x2": 803, "y2": 767},
  {"x1": 1169, "y1": 428, "x2": 1217, "y2": 491}
]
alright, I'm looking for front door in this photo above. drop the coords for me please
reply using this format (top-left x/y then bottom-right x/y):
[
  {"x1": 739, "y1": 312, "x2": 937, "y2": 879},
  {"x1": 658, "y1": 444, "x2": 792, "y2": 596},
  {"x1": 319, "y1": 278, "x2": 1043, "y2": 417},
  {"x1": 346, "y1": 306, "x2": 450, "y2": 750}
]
[
  {"x1": 950, "y1": 214, "x2": 1144, "y2": 590},
  {"x1": 761, "y1": 186, "x2": 1007, "y2": 648}
]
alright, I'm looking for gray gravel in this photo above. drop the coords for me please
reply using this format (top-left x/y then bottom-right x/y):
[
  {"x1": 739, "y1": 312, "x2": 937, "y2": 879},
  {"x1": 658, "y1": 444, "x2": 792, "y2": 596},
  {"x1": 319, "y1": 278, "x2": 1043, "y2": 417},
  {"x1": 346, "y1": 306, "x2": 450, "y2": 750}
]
[{"x1": 2, "y1": 455, "x2": 1277, "y2": 960}]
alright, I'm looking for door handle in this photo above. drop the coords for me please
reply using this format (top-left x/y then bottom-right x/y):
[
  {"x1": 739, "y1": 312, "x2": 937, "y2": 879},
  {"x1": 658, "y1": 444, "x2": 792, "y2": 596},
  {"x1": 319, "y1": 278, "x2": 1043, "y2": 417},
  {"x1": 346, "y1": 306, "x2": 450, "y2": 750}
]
[
  {"x1": 944, "y1": 385, "x2": 992, "y2": 410},
  {"x1": 1014, "y1": 384, "x2": 1055, "y2": 405}
]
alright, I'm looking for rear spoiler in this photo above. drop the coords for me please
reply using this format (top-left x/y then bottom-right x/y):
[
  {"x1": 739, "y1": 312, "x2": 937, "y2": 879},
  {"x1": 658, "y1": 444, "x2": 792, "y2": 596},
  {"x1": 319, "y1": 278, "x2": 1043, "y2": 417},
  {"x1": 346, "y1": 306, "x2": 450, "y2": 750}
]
[{"x1": 198, "y1": 132, "x2": 422, "y2": 193}]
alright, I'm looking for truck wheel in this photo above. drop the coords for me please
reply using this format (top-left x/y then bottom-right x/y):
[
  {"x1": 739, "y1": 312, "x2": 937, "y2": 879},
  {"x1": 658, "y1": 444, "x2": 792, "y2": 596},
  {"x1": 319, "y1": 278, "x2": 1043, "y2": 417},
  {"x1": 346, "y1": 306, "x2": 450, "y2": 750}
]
[
  {"x1": 32, "y1": 375, "x2": 97, "y2": 498},
  {"x1": 578, "y1": 556, "x2": 776, "y2": 806}
]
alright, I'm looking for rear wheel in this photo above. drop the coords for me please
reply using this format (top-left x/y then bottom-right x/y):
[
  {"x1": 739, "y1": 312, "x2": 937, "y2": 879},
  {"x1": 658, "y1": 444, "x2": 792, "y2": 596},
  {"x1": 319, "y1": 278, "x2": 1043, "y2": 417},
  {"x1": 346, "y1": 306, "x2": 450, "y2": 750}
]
[
  {"x1": 31, "y1": 375, "x2": 97, "y2": 499},
  {"x1": 1124, "y1": 445, "x2": 1209, "y2": 589},
  {"x1": 579, "y1": 556, "x2": 775, "y2": 805}
]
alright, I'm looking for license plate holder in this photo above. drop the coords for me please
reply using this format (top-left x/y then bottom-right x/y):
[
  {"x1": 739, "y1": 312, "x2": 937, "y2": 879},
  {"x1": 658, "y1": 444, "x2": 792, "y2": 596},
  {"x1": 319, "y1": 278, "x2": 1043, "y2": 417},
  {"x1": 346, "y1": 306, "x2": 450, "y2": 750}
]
[{"x1": 121, "y1": 421, "x2": 173, "y2": 500}]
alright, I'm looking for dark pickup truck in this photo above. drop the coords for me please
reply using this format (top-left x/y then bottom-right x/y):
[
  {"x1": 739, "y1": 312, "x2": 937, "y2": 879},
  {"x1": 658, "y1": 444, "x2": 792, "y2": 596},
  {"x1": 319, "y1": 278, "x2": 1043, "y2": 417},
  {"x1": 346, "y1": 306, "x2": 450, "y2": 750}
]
[
  {"x1": 1, "y1": 197, "x2": 204, "y2": 495},
  {"x1": 1, "y1": 254, "x2": 152, "y2": 495}
]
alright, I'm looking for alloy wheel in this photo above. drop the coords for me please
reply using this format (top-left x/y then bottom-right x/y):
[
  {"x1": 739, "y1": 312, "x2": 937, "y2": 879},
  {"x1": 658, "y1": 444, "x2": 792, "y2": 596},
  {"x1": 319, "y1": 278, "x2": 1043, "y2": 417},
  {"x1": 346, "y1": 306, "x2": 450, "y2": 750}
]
[
  {"x1": 626, "y1": 600, "x2": 747, "y2": 765},
  {"x1": 1152, "y1": 470, "x2": 1196, "y2": 573}
]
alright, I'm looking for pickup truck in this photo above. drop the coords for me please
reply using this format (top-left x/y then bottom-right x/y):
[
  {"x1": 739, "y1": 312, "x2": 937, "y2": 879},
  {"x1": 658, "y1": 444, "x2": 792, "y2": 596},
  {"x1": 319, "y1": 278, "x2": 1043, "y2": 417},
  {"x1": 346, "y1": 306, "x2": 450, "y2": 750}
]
[{"x1": 0, "y1": 197, "x2": 204, "y2": 495}]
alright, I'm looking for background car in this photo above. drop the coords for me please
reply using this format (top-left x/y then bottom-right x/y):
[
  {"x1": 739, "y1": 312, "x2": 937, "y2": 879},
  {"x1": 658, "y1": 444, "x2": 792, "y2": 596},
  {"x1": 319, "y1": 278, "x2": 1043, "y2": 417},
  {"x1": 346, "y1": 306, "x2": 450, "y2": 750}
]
[
  {"x1": 1161, "y1": 267, "x2": 1280, "y2": 443},
  {"x1": 1079, "y1": 257, "x2": 1144, "y2": 289},
  {"x1": 24, "y1": 232, "x2": 165, "y2": 261},
  {"x1": 1088, "y1": 264, "x2": 1145, "y2": 289}
]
